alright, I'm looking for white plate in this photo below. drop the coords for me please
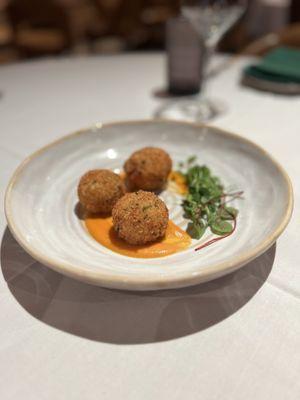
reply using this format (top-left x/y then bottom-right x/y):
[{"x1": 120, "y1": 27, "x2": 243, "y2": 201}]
[{"x1": 4, "y1": 120, "x2": 293, "y2": 290}]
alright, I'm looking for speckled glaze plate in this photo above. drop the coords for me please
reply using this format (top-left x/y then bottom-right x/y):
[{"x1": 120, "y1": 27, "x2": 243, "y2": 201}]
[{"x1": 4, "y1": 120, "x2": 293, "y2": 290}]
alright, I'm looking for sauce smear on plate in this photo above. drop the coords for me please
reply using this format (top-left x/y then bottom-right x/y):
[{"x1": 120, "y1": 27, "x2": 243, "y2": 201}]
[{"x1": 85, "y1": 217, "x2": 191, "y2": 258}]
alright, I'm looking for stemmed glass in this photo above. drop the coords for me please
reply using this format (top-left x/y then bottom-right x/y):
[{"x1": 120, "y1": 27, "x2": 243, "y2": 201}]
[{"x1": 156, "y1": 0, "x2": 248, "y2": 122}]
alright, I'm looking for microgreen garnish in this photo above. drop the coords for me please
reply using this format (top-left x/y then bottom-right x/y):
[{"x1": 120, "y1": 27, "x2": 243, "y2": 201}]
[{"x1": 178, "y1": 157, "x2": 243, "y2": 247}]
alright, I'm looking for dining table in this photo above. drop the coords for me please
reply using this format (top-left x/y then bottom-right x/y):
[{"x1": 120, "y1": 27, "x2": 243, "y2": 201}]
[{"x1": 0, "y1": 52, "x2": 299, "y2": 400}]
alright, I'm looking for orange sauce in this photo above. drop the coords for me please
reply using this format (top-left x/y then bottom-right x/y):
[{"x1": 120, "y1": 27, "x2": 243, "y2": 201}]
[
  {"x1": 85, "y1": 217, "x2": 191, "y2": 258},
  {"x1": 168, "y1": 171, "x2": 188, "y2": 195}
]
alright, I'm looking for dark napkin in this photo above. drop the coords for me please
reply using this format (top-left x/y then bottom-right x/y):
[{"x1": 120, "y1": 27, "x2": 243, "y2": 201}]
[{"x1": 244, "y1": 46, "x2": 300, "y2": 83}]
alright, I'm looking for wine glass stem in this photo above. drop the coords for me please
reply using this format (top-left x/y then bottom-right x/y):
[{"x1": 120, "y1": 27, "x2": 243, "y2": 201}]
[{"x1": 200, "y1": 43, "x2": 215, "y2": 98}]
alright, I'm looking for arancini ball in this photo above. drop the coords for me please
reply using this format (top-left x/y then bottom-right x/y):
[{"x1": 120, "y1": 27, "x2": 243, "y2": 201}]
[
  {"x1": 112, "y1": 190, "x2": 169, "y2": 245},
  {"x1": 124, "y1": 147, "x2": 172, "y2": 191},
  {"x1": 78, "y1": 169, "x2": 125, "y2": 214}
]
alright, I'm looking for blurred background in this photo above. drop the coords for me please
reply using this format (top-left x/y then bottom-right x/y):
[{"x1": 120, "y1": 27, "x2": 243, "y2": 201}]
[{"x1": 0, "y1": 0, "x2": 299, "y2": 64}]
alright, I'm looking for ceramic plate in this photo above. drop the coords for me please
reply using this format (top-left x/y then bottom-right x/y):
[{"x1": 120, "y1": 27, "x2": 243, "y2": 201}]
[{"x1": 5, "y1": 120, "x2": 293, "y2": 290}]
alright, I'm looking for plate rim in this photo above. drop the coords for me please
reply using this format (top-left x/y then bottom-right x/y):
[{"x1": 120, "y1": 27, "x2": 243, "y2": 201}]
[{"x1": 4, "y1": 119, "x2": 294, "y2": 290}]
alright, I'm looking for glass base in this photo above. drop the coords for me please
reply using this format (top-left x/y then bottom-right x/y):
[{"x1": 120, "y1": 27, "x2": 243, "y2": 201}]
[{"x1": 154, "y1": 97, "x2": 226, "y2": 122}]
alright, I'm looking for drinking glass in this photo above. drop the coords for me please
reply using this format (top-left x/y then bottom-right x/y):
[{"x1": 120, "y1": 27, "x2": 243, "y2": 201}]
[{"x1": 156, "y1": 0, "x2": 248, "y2": 122}]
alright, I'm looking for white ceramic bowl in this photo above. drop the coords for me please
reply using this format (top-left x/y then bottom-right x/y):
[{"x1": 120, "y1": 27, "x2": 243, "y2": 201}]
[{"x1": 5, "y1": 120, "x2": 293, "y2": 290}]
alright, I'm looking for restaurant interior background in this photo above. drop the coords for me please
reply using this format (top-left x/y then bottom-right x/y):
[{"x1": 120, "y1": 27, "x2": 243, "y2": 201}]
[{"x1": 0, "y1": 0, "x2": 299, "y2": 64}]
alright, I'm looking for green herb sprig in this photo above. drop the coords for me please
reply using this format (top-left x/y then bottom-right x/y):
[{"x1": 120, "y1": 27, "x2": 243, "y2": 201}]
[{"x1": 178, "y1": 158, "x2": 243, "y2": 241}]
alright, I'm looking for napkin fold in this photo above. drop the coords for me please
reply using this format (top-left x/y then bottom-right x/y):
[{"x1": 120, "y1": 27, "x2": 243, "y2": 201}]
[{"x1": 244, "y1": 46, "x2": 300, "y2": 83}]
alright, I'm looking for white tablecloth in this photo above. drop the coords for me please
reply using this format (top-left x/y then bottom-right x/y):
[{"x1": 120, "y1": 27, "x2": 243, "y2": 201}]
[{"x1": 0, "y1": 54, "x2": 299, "y2": 400}]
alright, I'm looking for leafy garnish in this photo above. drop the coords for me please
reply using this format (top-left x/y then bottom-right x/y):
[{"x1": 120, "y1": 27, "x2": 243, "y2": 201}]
[
  {"x1": 178, "y1": 158, "x2": 243, "y2": 243},
  {"x1": 187, "y1": 155, "x2": 197, "y2": 165},
  {"x1": 187, "y1": 221, "x2": 206, "y2": 240},
  {"x1": 219, "y1": 206, "x2": 238, "y2": 220},
  {"x1": 210, "y1": 219, "x2": 233, "y2": 235},
  {"x1": 177, "y1": 155, "x2": 197, "y2": 170}
]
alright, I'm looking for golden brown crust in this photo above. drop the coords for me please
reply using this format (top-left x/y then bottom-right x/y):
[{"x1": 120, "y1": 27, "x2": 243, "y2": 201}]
[
  {"x1": 78, "y1": 169, "x2": 125, "y2": 214},
  {"x1": 112, "y1": 190, "x2": 169, "y2": 245},
  {"x1": 124, "y1": 147, "x2": 172, "y2": 191}
]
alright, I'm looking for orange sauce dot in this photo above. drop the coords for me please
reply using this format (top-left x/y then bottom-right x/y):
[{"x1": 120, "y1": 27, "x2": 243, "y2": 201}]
[
  {"x1": 168, "y1": 171, "x2": 188, "y2": 195},
  {"x1": 85, "y1": 217, "x2": 191, "y2": 258}
]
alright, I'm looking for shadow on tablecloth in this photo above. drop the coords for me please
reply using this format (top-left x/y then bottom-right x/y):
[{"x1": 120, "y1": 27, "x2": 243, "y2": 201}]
[{"x1": 1, "y1": 227, "x2": 275, "y2": 345}]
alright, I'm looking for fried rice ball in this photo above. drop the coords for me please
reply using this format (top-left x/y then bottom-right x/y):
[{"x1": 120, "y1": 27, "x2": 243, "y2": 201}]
[
  {"x1": 112, "y1": 190, "x2": 169, "y2": 245},
  {"x1": 78, "y1": 169, "x2": 125, "y2": 214},
  {"x1": 124, "y1": 147, "x2": 172, "y2": 191}
]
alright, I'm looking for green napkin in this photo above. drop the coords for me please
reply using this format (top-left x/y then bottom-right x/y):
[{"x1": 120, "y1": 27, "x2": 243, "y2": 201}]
[{"x1": 244, "y1": 46, "x2": 300, "y2": 83}]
